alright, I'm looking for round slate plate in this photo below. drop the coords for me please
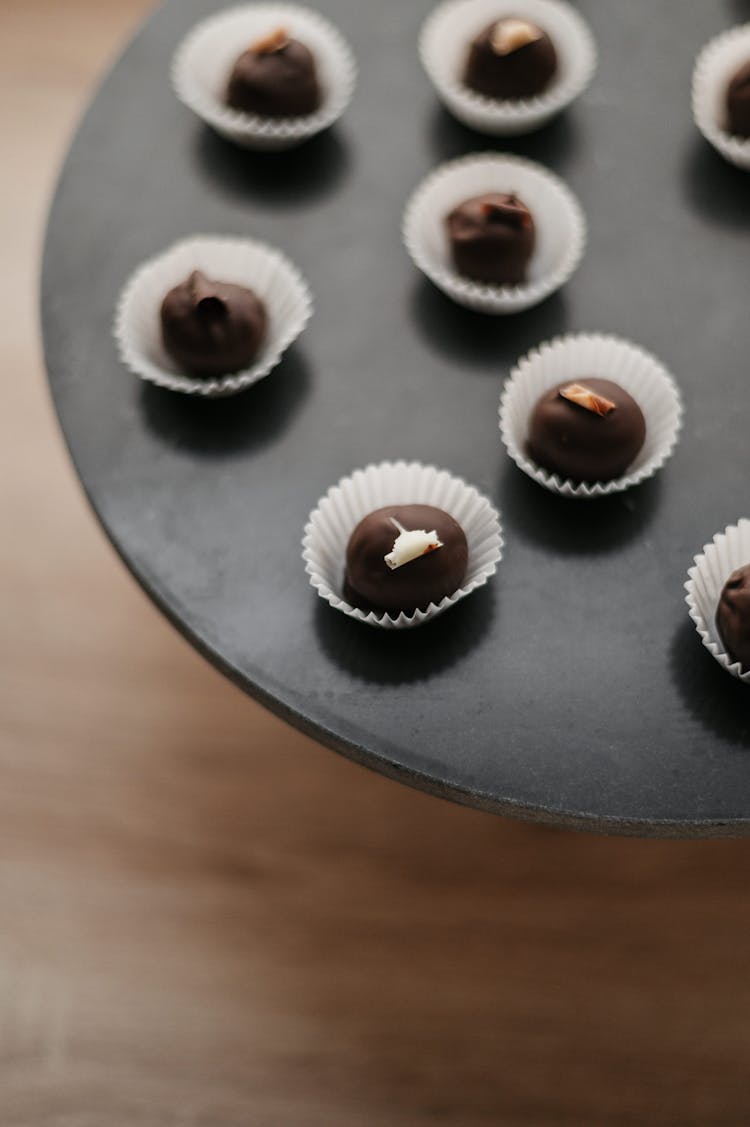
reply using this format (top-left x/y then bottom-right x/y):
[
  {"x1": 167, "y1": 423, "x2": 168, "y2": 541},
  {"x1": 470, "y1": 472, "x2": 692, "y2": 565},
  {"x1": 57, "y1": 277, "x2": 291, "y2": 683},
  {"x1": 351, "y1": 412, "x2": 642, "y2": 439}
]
[{"x1": 42, "y1": 0, "x2": 750, "y2": 836}]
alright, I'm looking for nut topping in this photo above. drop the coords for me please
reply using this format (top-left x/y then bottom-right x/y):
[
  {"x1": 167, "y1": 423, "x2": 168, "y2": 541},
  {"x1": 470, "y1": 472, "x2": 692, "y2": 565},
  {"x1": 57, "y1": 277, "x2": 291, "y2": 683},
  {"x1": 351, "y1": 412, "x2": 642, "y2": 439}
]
[
  {"x1": 559, "y1": 383, "x2": 617, "y2": 417},
  {"x1": 250, "y1": 27, "x2": 289, "y2": 55},
  {"x1": 490, "y1": 18, "x2": 543, "y2": 56}
]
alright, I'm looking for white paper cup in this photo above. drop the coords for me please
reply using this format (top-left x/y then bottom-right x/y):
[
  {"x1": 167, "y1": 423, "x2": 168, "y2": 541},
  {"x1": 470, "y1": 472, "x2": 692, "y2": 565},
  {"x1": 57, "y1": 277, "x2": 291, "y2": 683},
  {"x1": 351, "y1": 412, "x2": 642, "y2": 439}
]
[
  {"x1": 419, "y1": 0, "x2": 596, "y2": 136},
  {"x1": 686, "y1": 520, "x2": 750, "y2": 684},
  {"x1": 693, "y1": 24, "x2": 750, "y2": 170},
  {"x1": 402, "y1": 152, "x2": 585, "y2": 314},
  {"x1": 303, "y1": 461, "x2": 504, "y2": 629},
  {"x1": 499, "y1": 333, "x2": 683, "y2": 499},
  {"x1": 114, "y1": 235, "x2": 313, "y2": 397},
  {"x1": 172, "y1": 4, "x2": 357, "y2": 151}
]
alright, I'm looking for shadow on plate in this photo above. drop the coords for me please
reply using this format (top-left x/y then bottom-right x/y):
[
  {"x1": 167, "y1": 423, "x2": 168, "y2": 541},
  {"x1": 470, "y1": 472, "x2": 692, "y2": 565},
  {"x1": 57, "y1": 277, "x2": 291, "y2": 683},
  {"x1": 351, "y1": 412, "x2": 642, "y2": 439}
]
[
  {"x1": 670, "y1": 617, "x2": 750, "y2": 748},
  {"x1": 727, "y1": 1, "x2": 750, "y2": 20},
  {"x1": 428, "y1": 103, "x2": 580, "y2": 171},
  {"x1": 139, "y1": 348, "x2": 311, "y2": 458},
  {"x1": 314, "y1": 583, "x2": 496, "y2": 685},
  {"x1": 193, "y1": 125, "x2": 350, "y2": 208},
  {"x1": 410, "y1": 277, "x2": 569, "y2": 370},
  {"x1": 681, "y1": 135, "x2": 750, "y2": 229},
  {"x1": 497, "y1": 462, "x2": 661, "y2": 556}
]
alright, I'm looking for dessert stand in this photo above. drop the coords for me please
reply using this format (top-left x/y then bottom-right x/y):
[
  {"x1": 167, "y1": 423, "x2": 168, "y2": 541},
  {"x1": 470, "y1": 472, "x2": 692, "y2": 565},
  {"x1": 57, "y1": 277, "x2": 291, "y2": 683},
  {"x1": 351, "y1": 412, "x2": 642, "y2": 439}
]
[{"x1": 42, "y1": 0, "x2": 750, "y2": 835}]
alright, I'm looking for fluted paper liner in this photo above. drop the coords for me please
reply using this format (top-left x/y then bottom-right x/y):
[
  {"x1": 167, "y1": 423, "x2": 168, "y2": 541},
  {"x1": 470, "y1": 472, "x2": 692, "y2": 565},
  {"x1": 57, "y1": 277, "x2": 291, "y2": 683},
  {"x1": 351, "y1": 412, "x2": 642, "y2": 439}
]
[
  {"x1": 686, "y1": 520, "x2": 750, "y2": 684},
  {"x1": 693, "y1": 24, "x2": 750, "y2": 170},
  {"x1": 499, "y1": 333, "x2": 683, "y2": 498},
  {"x1": 403, "y1": 153, "x2": 585, "y2": 314},
  {"x1": 303, "y1": 461, "x2": 503, "y2": 629},
  {"x1": 114, "y1": 235, "x2": 313, "y2": 397},
  {"x1": 419, "y1": 0, "x2": 596, "y2": 136},
  {"x1": 172, "y1": 4, "x2": 357, "y2": 151}
]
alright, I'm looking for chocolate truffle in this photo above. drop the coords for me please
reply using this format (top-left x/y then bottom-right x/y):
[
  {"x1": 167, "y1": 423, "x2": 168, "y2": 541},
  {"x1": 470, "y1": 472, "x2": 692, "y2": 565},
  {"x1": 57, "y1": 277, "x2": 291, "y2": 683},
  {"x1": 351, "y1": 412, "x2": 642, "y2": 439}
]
[
  {"x1": 527, "y1": 379, "x2": 646, "y2": 482},
  {"x1": 464, "y1": 17, "x2": 557, "y2": 100},
  {"x1": 727, "y1": 60, "x2": 750, "y2": 137},
  {"x1": 160, "y1": 270, "x2": 267, "y2": 378},
  {"x1": 717, "y1": 564, "x2": 750, "y2": 670},
  {"x1": 446, "y1": 193, "x2": 535, "y2": 285},
  {"x1": 344, "y1": 504, "x2": 469, "y2": 614},
  {"x1": 226, "y1": 27, "x2": 321, "y2": 117}
]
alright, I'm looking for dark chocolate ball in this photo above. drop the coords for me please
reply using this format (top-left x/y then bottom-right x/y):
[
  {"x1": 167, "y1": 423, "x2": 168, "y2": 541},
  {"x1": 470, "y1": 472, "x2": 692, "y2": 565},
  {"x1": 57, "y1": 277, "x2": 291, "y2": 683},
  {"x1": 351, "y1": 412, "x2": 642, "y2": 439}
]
[
  {"x1": 446, "y1": 192, "x2": 535, "y2": 285},
  {"x1": 727, "y1": 60, "x2": 750, "y2": 137},
  {"x1": 344, "y1": 504, "x2": 469, "y2": 615},
  {"x1": 527, "y1": 378, "x2": 646, "y2": 483},
  {"x1": 717, "y1": 564, "x2": 750, "y2": 670},
  {"x1": 160, "y1": 270, "x2": 267, "y2": 379},
  {"x1": 464, "y1": 17, "x2": 557, "y2": 100},
  {"x1": 226, "y1": 28, "x2": 321, "y2": 117}
]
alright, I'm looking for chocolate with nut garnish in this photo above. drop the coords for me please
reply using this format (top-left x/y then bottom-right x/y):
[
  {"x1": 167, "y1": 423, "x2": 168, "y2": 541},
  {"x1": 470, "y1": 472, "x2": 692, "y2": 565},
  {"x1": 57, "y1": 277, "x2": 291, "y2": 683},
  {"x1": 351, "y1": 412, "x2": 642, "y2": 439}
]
[
  {"x1": 717, "y1": 564, "x2": 750, "y2": 670},
  {"x1": 727, "y1": 60, "x2": 750, "y2": 137},
  {"x1": 527, "y1": 378, "x2": 646, "y2": 483},
  {"x1": 160, "y1": 270, "x2": 268, "y2": 379},
  {"x1": 446, "y1": 192, "x2": 535, "y2": 285},
  {"x1": 464, "y1": 17, "x2": 557, "y2": 100},
  {"x1": 226, "y1": 26, "x2": 321, "y2": 117},
  {"x1": 344, "y1": 504, "x2": 468, "y2": 614}
]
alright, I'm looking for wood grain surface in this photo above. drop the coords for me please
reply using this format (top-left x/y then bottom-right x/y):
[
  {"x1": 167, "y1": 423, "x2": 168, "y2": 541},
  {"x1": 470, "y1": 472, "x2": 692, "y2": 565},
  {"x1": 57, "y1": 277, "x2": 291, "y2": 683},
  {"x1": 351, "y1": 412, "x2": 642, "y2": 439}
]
[{"x1": 4, "y1": 2, "x2": 750, "y2": 1123}]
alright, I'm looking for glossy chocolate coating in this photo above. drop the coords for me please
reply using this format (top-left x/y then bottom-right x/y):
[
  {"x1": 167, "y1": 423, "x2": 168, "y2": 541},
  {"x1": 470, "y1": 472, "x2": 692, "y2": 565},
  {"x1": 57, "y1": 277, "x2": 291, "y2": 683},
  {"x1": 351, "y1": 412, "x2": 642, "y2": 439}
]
[
  {"x1": 446, "y1": 192, "x2": 535, "y2": 285},
  {"x1": 344, "y1": 504, "x2": 469, "y2": 614},
  {"x1": 717, "y1": 564, "x2": 750, "y2": 670},
  {"x1": 527, "y1": 378, "x2": 646, "y2": 483},
  {"x1": 727, "y1": 60, "x2": 750, "y2": 137},
  {"x1": 463, "y1": 18, "x2": 557, "y2": 100},
  {"x1": 226, "y1": 33, "x2": 321, "y2": 117},
  {"x1": 160, "y1": 270, "x2": 267, "y2": 379}
]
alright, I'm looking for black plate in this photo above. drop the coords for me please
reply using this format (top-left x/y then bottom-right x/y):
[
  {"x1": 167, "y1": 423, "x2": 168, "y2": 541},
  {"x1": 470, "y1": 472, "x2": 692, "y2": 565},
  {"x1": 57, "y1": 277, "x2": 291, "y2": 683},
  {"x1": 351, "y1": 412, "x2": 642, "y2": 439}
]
[{"x1": 42, "y1": 0, "x2": 750, "y2": 836}]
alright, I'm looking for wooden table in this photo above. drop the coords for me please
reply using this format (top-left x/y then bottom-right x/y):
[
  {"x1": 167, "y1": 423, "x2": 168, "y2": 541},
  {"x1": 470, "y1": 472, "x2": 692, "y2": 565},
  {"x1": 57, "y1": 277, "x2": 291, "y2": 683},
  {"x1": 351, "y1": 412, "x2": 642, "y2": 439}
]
[{"x1": 4, "y1": 2, "x2": 750, "y2": 1122}]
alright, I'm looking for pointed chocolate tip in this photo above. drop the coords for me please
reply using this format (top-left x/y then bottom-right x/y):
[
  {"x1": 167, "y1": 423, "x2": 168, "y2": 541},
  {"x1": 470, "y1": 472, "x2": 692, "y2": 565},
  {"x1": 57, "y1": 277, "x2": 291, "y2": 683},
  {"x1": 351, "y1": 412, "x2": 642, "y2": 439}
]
[{"x1": 187, "y1": 269, "x2": 208, "y2": 296}]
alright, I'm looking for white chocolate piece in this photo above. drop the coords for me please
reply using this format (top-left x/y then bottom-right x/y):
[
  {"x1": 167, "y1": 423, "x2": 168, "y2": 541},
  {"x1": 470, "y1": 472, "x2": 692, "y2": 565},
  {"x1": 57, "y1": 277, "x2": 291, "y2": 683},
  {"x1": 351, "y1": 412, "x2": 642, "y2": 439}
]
[
  {"x1": 384, "y1": 521, "x2": 443, "y2": 570},
  {"x1": 491, "y1": 19, "x2": 543, "y2": 56}
]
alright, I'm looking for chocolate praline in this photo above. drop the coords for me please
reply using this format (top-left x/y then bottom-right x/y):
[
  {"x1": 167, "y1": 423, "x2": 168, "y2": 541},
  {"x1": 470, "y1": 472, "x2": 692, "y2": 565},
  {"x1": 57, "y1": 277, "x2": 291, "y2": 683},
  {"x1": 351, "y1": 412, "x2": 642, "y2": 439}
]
[
  {"x1": 727, "y1": 60, "x2": 750, "y2": 137},
  {"x1": 227, "y1": 27, "x2": 321, "y2": 117},
  {"x1": 344, "y1": 504, "x2": 469, "y2": 614},
  {"x1": 160, "y1": 270, "x2": 267, "y2": 379},
  {"x1": 464, "y1": 17, "x2": 557, "y2": 100},
  {"x1": 717, "y1": 564, "x2": 750, "y2": 670},
  {"x1": 527, "y1": 378, "x2": 646, "y2": 483},
  {"x1": 446, "y1": 193, "x2": 535, "y2": 285}
]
